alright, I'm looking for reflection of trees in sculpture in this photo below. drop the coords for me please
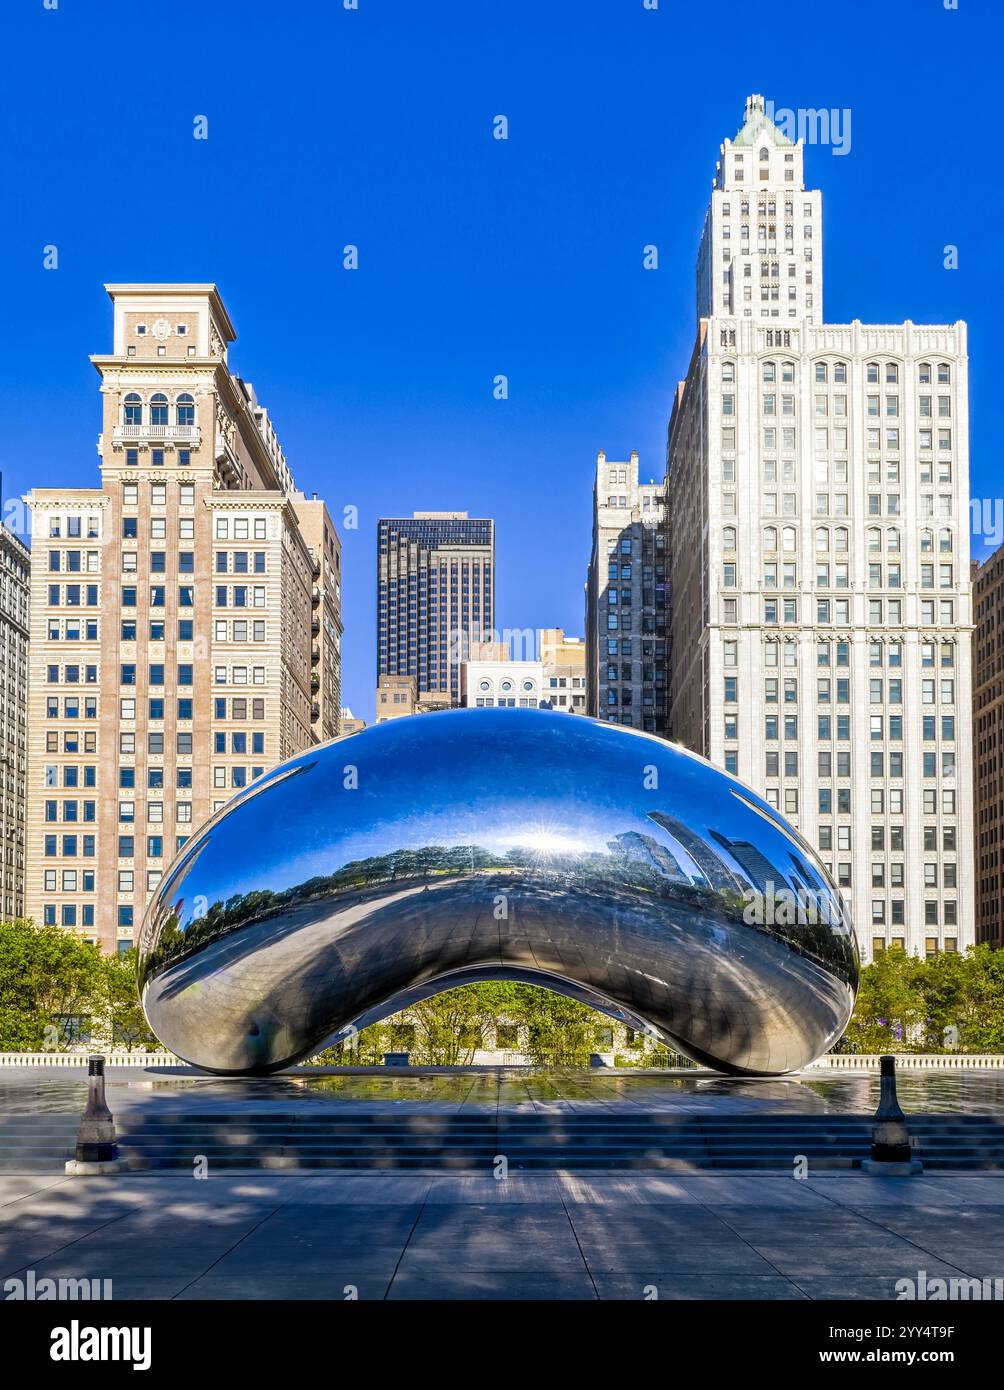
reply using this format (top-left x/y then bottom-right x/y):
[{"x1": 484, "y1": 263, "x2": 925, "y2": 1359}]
[
  {"x1": 143, "y1": 835, "x2": 856, "y2": 985},
  {"x1": 316, "y1": 981, "x2": 604, "y2": 1067}
]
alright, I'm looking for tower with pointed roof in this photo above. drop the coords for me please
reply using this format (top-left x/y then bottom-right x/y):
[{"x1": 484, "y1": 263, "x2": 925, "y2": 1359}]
[
  {"x1": 665, "y1": 95, "x2": 974, "y2": 962},
  {"x1": 696, "y1": 93, "x2": 822, "y2": 324}
]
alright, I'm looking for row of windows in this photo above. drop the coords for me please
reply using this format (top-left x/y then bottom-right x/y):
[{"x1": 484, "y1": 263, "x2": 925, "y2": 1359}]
[
  {"x1": 119, "y1": 698, "x2": 196, "y2": 721},
  {"x1": 121, "y1": 482, "x2": 195, "y2": 507},
  {"x1": 214, "y1": 517, "x2": 269, "y2": 540},
  {"x1": 722, "y1": 598, "x2": 957, "y2": 626},
  {"x1": 47, "y1": 550, "x2": 99, "y2": 573},
  {"x1": 758, "y1": 785, "x2": 959, "y2": 818},
  {"x1": 122, "y1": 392, "x2": 196, "y2": 425},
  {"x1": 731, "y1": 713, "x2": 957, "y2": 741},
  {"x1": 721, "y1": 360, "x2": 953, "y2": 386},
  {"x1": 47, "y1": 516, "x2": 100, "y2": 539},
  {"x1": 46, "y1": 585, "x2": 99, "y2": 607},
  {"x1": 120, "y1": 665, "x2": 194, "y2": 686},
  {"x1": 46, "y1": 620, "x2": 99, "y2": 641},
  {"x1": 725, "y1": 525, "x2": 956, "y2": 556},
  {"x1": 120, "y1": 767, "x2": 192, "y2": 789},
  {"x1": 122, "y1": 620, "x2": 193, "y2": 642},
  {"x1": 754, "y1": 750, "x2": 958, "y2": 778},
  {"x1": 123, "y1": 552, "x2": 196, "y2": 574},
  {"x1": 122, "y1": 517, "x2": 195, "y2": 541},
  {"x1": 123, "y1": 447, "x2": 192, "y2": 468},
  {"x1": 46, "y1": 665, "x2": 98, "y2": 684},
  {"x1": 723, "y1": 562, "x2": 957, "y2": 590}
]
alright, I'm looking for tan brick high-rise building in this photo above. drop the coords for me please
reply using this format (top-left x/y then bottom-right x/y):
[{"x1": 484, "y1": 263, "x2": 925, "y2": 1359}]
[
  {"x1": 0, "y1": 521, "x2": 30, "y2": 919},
  {"x1": 973, "y1": 547, "x2": 1004, "y2": 949},
  {"x1": 25, "y1": 284, "x2": 341, "y2": 952}
]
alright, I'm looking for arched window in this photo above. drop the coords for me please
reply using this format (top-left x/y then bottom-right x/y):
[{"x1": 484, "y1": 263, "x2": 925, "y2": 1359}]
[
  {"x1": 834, "y1": 527, "x2": 849, "y2": 552},
  {"x1": 176, "y1": 393, "x2": 195, "y2": 426},
  {"x1": 759, "y1": 146, "x2": 769, "y2": 161},
  {"x1": 937, "y1": 362, "x2": 952, "y2": 384},
  {"x1": 150, "y1": 393, "x2": 169, "y2": 426},
  {"x1": 815, "y1": 526, "x2": 829, "y2": 552},
  {"x1": 762, "y1": 361, "x2": 776, "y2": 383},
  {"x1": 763, "y1": 526, "x2": 778, "y2": 551},
  {"x1": 123, "y1": 393, "x2": 143, "y2": 426},
  {"x1": 918, "y1": 361, "x2": 932, "y2": 384},
  {"x1": 920, "y1": 528, "x2": 934, "y2": 553},
  {"x1": 885, "y1": 362, "x2": 899, "y2": 384},
  {"x1": 940, "y1": 528, "x2": 953, "y2": 553},
  {"x1": 723, "y1": 526, "x2": 737, "y2": 550},
  {"x1": 887, "y1": 528, "x2": 901, "y2": 553},
  {"x1": 866, "y1": 361, "x2": 880, "y2": 383},
  {"x1": 867, "y1": 527, "x2": 881, "y2": 552},
  {"x1": 782, "y1": 526, "x2": 796, "y2": 552},
  {"x1": 781, "y1": 360, "x2": 795, "y2": 382}
]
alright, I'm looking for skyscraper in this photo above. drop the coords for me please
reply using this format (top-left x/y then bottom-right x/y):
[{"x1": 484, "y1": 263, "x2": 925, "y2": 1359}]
[
  {"x1": 585, "y1": 451, "x2": 668, "y2": 733},
  {"x1": 0, "y1": 519, "x2": 29, "y2": 919},
  {"x1": 25, "y1": 284, "x2": 341, "y2": 952},
  {"x1": 666, "y1": 96, "x2": 973, "y2": 960},
  {"x1": 376, "y1": 512, "x2": 494, "y2": 710},
  {"x1": 973, "y1": 545, "x2": 1004, "y2": 949}
]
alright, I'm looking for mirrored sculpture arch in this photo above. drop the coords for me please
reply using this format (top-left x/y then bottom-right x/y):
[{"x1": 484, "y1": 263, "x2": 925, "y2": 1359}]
[{"x1": 138, "y1": 709, "x2": 858, "y2": 1075}]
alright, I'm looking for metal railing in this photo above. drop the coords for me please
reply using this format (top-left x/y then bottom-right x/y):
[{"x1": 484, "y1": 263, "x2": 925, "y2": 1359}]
[
  {"x1": 808, "y1": 1053, "x2": 1004, "y2": 1070},
  {"x1": 112, "y1": 424, "x2": 199, "y2": 443},
  {"x1": 0, "y1": 1051, "x2": 179, "y2": 1068}
]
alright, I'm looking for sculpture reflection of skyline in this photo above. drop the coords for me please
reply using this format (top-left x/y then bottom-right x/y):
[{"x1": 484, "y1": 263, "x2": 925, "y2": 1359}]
[{"x1": 138, "y1": 710, "x2": 858, "y2": 1076}]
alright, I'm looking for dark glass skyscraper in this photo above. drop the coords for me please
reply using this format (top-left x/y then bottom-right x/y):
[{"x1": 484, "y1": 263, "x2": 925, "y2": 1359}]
[{"x1": 377, "y1": 512, "x2": 494, "y2": 708}]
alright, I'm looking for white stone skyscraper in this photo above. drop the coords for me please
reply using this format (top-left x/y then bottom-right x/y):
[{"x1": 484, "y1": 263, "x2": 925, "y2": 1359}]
[{"x1": 667, "y1": 96, "x2": 973, "y2": 960}]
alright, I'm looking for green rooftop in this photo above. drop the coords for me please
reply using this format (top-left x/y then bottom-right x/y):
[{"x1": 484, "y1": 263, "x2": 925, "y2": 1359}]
[{"x1": 732, "y1": 93, "x2": 794, "y2": 148}]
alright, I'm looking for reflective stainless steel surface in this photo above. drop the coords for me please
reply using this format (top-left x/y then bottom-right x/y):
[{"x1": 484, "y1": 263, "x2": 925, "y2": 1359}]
[{"x1": 138, "y1": 709, "x2": 858, "y2": 1075}]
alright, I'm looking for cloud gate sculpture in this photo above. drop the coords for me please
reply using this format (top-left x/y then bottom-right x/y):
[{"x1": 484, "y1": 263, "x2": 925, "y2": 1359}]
[{"x1": 138, "y1": 709, "x2": 858, "y2": 1076}]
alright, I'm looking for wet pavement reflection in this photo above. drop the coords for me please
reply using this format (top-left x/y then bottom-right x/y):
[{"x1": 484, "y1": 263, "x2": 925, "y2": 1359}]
[{"x1": 2, "y1": 1067, "x2": 1003, "y2": 1117}]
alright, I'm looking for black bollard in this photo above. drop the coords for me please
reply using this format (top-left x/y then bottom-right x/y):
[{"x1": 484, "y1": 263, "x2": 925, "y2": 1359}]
[
  {"x1": 73, "y1": 1055, "x2": 118, "y2": 1164},
  {"x1": 861, "y1": 1055, "x2": 922, "y2": 1174}
]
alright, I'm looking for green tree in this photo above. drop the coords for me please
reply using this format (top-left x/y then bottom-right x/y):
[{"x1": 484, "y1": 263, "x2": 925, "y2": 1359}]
[
  {"x1": 99, "y1": 948, "x2": 159, "y2": 1051},
  {"x1": 842, "y1": 947, "x2": 926, "y2": 1053},
  {"x1": 0, "y1": 918, "x2": 105, "y2": 1050}
]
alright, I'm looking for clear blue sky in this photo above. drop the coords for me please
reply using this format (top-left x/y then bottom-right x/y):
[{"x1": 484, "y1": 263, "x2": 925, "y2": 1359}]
[{"x1": 1, "y1": 0, "x2": 998, "y2": 721}]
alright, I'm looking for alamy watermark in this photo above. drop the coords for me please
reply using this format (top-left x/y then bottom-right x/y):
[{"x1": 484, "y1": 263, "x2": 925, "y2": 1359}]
[
  {"x1": 764, "y1": 99, "x2": 852, "y2": 157},
  {"x1": 896, "y1": 1269, "x2": 1004, "y2": 1301},
  {"x1": 742, "y1": 881, "x2": 842, "y2": 929}
]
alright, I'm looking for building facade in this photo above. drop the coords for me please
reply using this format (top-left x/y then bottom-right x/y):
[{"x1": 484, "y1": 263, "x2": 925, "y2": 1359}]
[
  {"x1": 540, "y1": 628, "x2": 586, "y2": 713},
  {"x1": 973, "y1": 548, "x2": 1004, "y2": 949},
  {"x1": 666, "y1": 96, "x2": 974, "y2": 960},
  {"x1": 463, "y1": 659, "x2": 546, "y2": 708},
  {"x1": 25, "y1": 284, "x2": 340, "y2": 951},
  {"x1": 463, "y1": 632, "x2": 585, "y2": 713},
  {"x1": 0, "y1": 521, "x2": 29, "y2": 919},
  {"x1": 340, "y1": 708, "x2": 366, "y2": 736},
  {"x1": 376, "y1": 512, "x2": 494, "y2": 710},
  {"x1": 375, "y1": 673, "x2": 452, "y2": 721},
  {"x1": 584, "y1": 451, "x2": 669, "y2": 733}
]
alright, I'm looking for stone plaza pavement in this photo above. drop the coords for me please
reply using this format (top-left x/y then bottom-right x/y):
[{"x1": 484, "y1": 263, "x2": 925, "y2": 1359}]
[{"x1": 2, "y1": 1169, "x2": 1004, "y2": 1300}]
